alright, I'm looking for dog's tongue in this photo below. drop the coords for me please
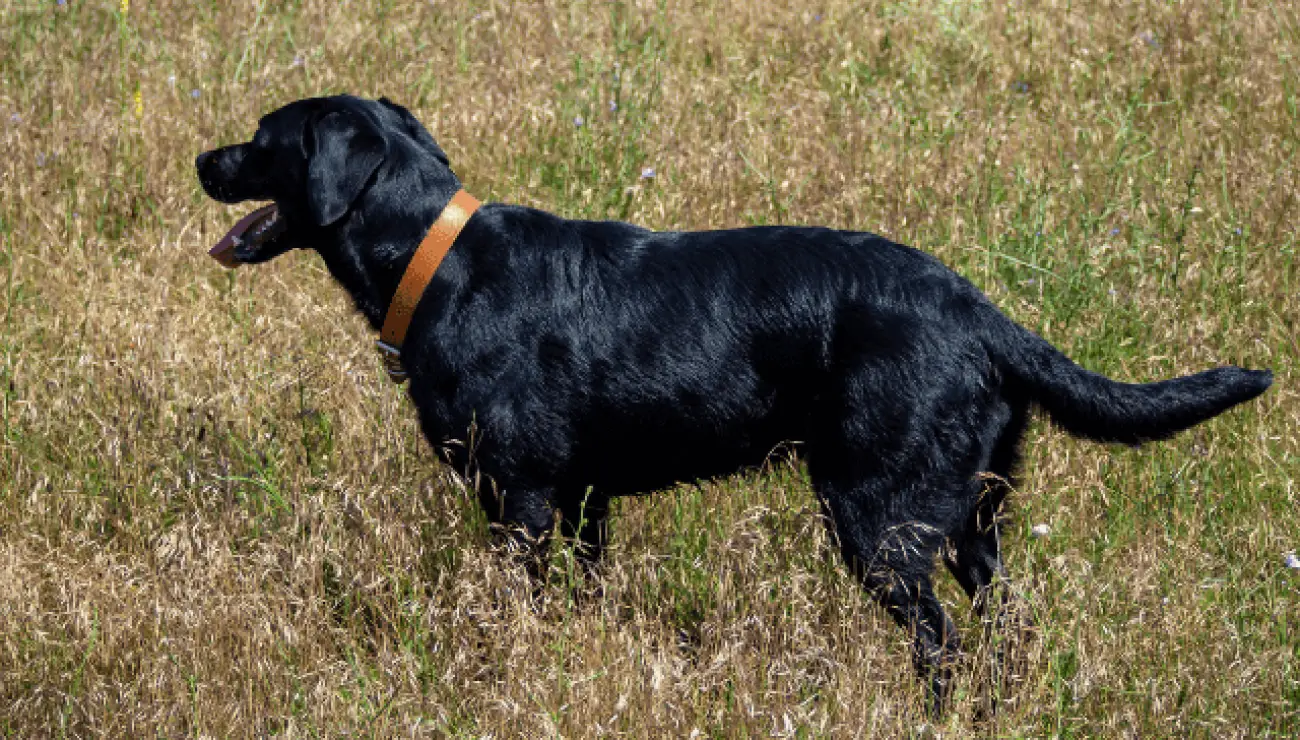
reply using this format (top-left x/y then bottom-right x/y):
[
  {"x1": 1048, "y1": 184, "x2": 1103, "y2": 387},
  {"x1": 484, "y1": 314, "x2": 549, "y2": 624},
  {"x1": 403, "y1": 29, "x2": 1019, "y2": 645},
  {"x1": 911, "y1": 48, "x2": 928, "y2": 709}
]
[{"x1": 209, "y1": 204, "x2": 279, "y2": 269}]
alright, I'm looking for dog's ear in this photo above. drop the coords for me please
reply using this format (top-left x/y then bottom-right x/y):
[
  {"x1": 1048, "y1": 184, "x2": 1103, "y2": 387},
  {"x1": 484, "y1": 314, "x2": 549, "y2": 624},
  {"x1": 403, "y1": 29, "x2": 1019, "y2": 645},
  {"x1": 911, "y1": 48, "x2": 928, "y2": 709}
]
[
  {"x1": 304, "y1": 109, "x2": 388, "y2": 226},
  {"x1": 379, "y1": 96, "x2": 450, "y2": 166}
]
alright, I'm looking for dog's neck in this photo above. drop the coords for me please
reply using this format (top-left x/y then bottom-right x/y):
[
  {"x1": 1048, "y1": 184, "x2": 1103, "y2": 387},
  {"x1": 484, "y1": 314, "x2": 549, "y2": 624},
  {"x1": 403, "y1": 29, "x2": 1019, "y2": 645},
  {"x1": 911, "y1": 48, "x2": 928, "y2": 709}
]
[{"x1": 317, "y1": 166, "x2": 467, "y2": 331}]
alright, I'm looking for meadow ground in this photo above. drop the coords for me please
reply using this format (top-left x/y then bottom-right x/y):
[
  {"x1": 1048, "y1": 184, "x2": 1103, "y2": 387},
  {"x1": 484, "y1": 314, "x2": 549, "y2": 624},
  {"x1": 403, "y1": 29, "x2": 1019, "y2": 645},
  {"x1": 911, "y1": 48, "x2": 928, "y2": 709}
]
[{"x1": 1, "y1": 0, "x2": 1297, "y2": 736}]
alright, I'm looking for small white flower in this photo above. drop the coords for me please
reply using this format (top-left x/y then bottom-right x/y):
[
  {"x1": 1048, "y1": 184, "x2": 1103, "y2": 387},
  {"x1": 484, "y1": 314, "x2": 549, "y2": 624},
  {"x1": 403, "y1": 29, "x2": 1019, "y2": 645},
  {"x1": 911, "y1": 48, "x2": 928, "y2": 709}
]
[
  {"x1": 1030, "y1": 523, "x2": 1051, "y2": 538},
  {"x1": 573, "y1": 115, "x2": 584, "y2": 127},
  {"x1": 640, "y1": 167, "x2": 655, "y2": 179},
  {"x1": 1284, "y1": 552, "x2": 1300, "y2": 571}
]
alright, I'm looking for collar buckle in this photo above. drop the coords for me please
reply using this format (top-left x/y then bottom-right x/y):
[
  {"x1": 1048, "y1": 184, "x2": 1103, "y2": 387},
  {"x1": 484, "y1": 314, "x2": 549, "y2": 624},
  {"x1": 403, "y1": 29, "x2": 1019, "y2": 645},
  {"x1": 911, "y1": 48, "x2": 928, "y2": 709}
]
[{"x1": 375, "y1": 340, "x2": 408, "y2": 384}]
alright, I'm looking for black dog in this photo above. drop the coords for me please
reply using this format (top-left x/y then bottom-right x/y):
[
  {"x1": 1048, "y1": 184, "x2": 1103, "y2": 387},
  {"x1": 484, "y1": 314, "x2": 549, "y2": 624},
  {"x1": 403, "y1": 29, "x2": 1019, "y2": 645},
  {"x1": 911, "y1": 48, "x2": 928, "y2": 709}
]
[{"x1": 196, "y1": 94, "x2": 1272, "y2": 713}]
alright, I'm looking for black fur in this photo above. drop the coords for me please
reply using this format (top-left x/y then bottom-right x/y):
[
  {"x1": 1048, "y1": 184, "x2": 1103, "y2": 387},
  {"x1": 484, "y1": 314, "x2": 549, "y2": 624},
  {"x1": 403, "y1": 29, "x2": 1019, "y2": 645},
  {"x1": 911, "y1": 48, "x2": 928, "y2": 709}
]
[{"x1": 196, "y1": 94, "x2": 1273, "y2": 714}]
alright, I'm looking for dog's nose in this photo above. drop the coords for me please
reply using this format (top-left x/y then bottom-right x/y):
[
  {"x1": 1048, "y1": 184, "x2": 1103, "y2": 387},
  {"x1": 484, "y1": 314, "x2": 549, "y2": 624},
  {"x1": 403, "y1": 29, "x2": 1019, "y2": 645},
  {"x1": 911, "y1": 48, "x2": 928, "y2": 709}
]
[{"x1": 195, "y1": 151, "x2": 213, "y2": 172}]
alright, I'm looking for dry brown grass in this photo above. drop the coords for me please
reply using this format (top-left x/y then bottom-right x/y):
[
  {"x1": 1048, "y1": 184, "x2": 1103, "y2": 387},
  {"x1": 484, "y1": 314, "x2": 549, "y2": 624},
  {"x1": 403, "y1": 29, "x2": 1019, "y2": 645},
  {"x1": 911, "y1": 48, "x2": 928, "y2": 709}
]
[{"x1": 1, "y1": 0, "x2": 1297, "y2": 736}]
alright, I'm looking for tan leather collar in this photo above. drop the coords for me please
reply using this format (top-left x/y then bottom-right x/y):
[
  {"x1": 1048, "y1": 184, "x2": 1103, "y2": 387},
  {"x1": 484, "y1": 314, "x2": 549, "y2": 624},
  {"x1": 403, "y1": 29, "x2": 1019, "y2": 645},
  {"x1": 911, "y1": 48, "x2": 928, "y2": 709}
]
[{"x1": 376, "y1": 189, "x2": 480, "y2": 383}]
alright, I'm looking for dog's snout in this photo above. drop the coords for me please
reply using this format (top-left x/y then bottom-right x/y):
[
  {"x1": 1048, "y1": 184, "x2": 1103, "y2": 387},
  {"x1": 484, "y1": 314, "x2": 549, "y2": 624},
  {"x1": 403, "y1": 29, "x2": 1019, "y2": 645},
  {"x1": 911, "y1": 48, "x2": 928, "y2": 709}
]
[
  {"x1": 195, "y1": 150, "x2": 227, "y2": 200},
  {"x1": 195, "y1": 146, "x2": 259, "y2": 204}
]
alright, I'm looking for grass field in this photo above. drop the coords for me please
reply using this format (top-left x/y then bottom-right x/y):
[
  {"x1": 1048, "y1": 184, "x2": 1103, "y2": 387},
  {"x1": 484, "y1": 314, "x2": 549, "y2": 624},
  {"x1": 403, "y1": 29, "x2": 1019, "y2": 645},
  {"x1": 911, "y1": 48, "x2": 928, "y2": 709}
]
[{"x1": 1, "y1": 0, "x2": 1297, "y2": 736}]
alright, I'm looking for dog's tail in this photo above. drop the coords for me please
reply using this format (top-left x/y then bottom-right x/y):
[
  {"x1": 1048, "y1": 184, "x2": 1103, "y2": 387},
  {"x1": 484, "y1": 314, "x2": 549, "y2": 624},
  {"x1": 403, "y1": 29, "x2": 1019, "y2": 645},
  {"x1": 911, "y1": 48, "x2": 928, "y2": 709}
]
[{"x1": 984, "y1": 310, "x2": 1271, "y2": 445}]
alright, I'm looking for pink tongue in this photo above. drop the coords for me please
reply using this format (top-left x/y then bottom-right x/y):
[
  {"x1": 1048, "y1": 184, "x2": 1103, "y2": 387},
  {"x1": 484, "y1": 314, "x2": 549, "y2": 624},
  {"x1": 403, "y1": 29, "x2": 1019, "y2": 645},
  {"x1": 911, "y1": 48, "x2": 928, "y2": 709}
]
[{"x1": 208, "y1": 204, "x2": 278, "y2": 269}]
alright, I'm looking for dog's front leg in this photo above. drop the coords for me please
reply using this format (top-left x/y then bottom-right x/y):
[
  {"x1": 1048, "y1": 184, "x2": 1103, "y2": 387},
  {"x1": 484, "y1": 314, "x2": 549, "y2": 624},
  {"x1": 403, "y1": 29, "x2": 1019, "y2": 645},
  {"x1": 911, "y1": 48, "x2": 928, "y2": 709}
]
[{"x1": 485, "y1": 486, "x2": 557, "y2": 585}]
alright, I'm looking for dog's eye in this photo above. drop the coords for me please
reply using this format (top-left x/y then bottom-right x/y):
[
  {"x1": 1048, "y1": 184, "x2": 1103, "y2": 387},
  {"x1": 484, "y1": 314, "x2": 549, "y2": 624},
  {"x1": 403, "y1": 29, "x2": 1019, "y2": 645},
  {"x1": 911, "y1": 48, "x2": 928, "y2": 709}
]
[{"x1": 252, "y1": 130, "x2": 272, "y2": 149}]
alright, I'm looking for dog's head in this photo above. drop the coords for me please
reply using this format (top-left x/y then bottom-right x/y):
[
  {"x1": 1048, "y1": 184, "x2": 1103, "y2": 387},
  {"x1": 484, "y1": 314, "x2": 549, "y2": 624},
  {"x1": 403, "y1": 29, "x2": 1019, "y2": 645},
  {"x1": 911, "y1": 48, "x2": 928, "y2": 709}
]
[{"x1": 196, "y1": 94, "x2": 454, "y2": 265}]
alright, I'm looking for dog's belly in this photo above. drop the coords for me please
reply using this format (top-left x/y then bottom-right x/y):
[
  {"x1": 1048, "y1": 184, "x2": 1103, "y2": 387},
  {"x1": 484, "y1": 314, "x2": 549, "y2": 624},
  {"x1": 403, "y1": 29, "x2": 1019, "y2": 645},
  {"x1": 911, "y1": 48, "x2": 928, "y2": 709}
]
[
  {"x1": 569, "y1": 391, "x2": 809, "y2": 496},
  {"x1": 580, "y1": 436, "x2": 794, "y2": 496}
]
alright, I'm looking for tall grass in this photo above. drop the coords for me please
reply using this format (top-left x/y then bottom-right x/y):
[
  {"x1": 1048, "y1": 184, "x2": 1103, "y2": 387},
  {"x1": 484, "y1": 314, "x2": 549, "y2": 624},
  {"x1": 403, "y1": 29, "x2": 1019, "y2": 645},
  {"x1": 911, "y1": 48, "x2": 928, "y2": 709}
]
[{"x1": 1, "y1": 0, "x2": 1296, "y2": 736}]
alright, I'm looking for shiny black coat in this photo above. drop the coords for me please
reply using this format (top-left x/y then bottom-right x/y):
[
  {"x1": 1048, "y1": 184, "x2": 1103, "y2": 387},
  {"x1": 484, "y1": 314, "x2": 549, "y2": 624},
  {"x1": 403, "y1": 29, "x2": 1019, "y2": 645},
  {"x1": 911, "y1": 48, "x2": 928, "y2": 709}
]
[{"x1": 197, "y1": 94, "x2": 1271, "y2": 715}]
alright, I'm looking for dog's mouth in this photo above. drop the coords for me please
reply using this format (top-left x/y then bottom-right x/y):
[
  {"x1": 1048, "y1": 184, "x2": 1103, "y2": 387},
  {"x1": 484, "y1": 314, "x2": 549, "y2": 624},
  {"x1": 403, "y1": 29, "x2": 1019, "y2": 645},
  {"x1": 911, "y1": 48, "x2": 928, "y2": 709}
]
[{"x1": 208, "y1": 203, "x2": 289, "y2": 268}]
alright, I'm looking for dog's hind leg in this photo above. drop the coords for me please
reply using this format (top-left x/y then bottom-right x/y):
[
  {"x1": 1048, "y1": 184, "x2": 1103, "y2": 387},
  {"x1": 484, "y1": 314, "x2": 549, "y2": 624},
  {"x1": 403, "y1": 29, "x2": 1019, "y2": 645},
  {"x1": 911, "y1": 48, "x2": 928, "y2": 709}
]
[
  {"x1": 941, "y1": 399, "x2": 1034, "y2": 716},
  {"x1": 814, "y1": 472, "x2": 963, "y2": 717},
  {"x1": 809, "y1": 316, "x2": 987, "y2": 714},
  {"x1": 943, "y1": 399, "x2": 1027, "y2": 617}
]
